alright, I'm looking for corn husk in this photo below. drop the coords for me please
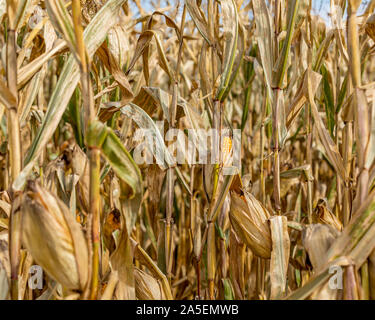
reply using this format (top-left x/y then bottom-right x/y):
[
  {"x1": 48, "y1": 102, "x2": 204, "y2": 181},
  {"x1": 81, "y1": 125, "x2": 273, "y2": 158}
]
[
  {"x1": 134, "y1": 268, "x2": 166, "y2": 300},
  {"x1": 0, "y1": 231, "x2": 10, "y2": 300},
  {"x1": 302, "y1": 224, "x2": 341, "y2": 299},
  {"x1": 302, "y1": 224, "x2": 340, "y2": 272},
  {"x1": 229, "y1": 190, "x2": 272, "y2": 259},
  {"x1": 313, "y1": 199, "x2": 343, "y2": 231},
  {"x1": 21, "y1": 182, "x2": 89, "y2": 291}
]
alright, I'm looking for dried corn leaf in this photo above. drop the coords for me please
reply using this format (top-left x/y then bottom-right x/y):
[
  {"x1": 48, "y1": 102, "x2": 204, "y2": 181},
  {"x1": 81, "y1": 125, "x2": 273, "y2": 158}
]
[
  {"x1": 270, "y1": 216, "x2": 290, "y2": 299},
  {"x1": 25, "y1": 0, "x2": 127, "y2": 166}
]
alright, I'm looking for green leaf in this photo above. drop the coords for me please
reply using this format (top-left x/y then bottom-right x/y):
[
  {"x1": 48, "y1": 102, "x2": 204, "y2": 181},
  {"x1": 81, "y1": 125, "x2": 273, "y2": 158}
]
[
  {"x1": 220, "y1": 22, "x2": 245, "y2": 102},
  {"x1": 88, "y1": 120, "x2": 142, "y2": 199},
  {"x1": 216, "y1": 0, "x2": 239, "y2": 101},
  {"x1": 241, "y1": 44, "x2": 257, "y2": 131},
  {"x1": 313, "y1": 30, "x2": 335, "y2": 72},
  {"x1": 335, "y1": 74, "x2": 348, "y2": 114},
  {"x1": 222, "y1": 278, "x2": 234, "y2": 300},
  {"x1": 273, "y1": 0, "x2": 300, "y2": 88},
  {"x1": 321, "y1": 65, "x2": 335, "y2": 138},
  {"x1": 252, "y1": 0, "x2": 274, "y2": 98},
  {"x1": 102, "y1": 129, "x2": 142, "y2": 197},
  {"x1": 45, "y1": 0, "x2": 77, "y2": 58}
]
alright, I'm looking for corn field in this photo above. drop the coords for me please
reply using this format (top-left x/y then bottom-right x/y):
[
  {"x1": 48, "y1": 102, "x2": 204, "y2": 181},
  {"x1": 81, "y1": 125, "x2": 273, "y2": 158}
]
[{"x1": 1, "y1": 0, "x2": 375, "y2": 301}]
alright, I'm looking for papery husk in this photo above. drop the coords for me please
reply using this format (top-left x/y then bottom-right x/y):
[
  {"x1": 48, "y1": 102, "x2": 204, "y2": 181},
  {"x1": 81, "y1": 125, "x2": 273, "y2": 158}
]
[
  {"x1": 21, "y1": 182, "x2": 89, "y2": 292},
  {"x1": 229, "y1": 190, "x2": 272, "y2": 259},
  {"x1": 0, "y1": 231, "x2": 10, "y2": 300},
  {"x1": 71, "y1": 144, "x2": 90, "y2": 213},
  {"x1": 313, "y1": 199, "x2": 343, "y2": 231},
  {"x1": 134, "y1": 267, "x2": 166, "y2": 300},
  {"x1": 0, "y1": 231, "x2": 10, "y2": 278},
  {"x1": 365, "y1": 13, "x2": 375, "y2": 42},
  {"x1": 302, "y1": 224, "x2": 340, "y2": 272},
  {"x1": 302, "y1": 224, "x2": 341, "y2": 300}
]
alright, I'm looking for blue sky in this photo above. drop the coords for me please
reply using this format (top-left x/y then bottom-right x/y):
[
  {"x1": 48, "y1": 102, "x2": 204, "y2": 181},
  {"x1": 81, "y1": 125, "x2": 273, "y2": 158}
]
[
  {"x1": 313, "y1": 0, "x2": 369, "y2": 21},
  {"x1": 313, "y1": 0, "x2": 332, "y2": 21},
  {"x1": 130, "y1": 0, "x2": 370, "y2": 22}
]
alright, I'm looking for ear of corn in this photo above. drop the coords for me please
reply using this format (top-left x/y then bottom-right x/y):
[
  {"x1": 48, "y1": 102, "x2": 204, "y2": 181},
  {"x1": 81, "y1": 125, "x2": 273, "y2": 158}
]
[
  {"x1": 21, "y1": 182, "x2": 89, "y2": 291},
  {"x1": 229, "y1": 190, "x2": 272, "y2": 259},
  {"x1": 134, "y1": 267, "x2": 166, "y2": 300}
]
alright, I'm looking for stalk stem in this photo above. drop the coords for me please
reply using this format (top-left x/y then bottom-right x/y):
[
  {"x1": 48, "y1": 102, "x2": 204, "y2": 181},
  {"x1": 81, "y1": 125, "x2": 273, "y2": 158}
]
[
  {"x1": 6, "y1": 8, "x2": 22, "y2": 299},
  {"x1": 272, "y1": 88, "x2": 281, "y2": 214},
  {"x1": 72, "y1": 0, "x2": 100, "y2": 299},
  {"x1": 165, "y1": 6, "x2": 186, "y2": 284},
  {"x1": 89, "y1": 148, "x2": 101, "y2": 299}
]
